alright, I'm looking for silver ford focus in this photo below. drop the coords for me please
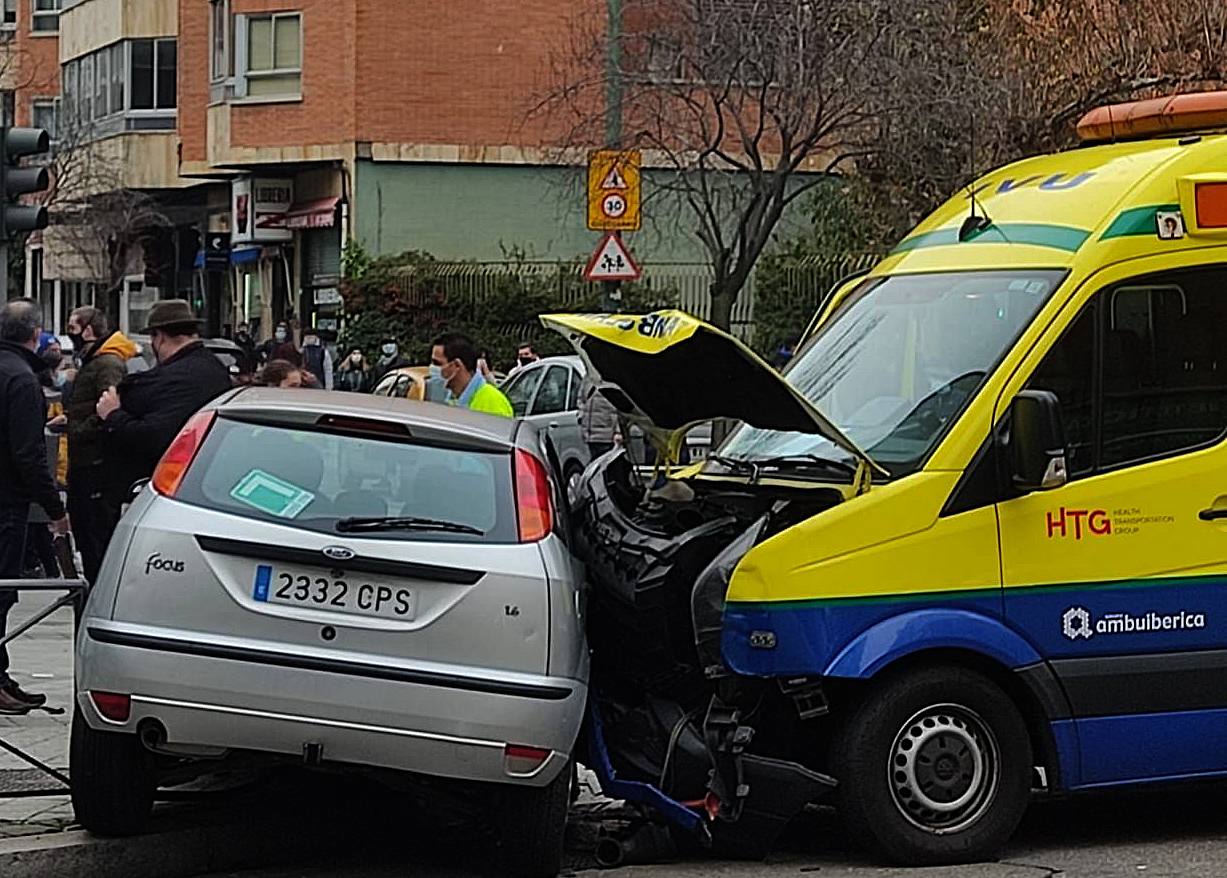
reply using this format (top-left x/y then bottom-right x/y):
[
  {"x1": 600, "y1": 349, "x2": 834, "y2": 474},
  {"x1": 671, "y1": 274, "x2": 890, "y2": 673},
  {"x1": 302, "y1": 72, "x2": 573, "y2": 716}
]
[{"x1": 72, "y1": 389, "x2": 589, "y2": 877}]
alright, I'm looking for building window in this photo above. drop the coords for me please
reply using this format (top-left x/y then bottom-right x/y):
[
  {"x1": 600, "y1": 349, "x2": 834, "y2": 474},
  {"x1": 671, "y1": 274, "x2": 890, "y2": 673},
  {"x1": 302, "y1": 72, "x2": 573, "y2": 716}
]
[
  {"x1": 243, "y1": 13, "x2": 301, "y2": 98},
  {"x1": 210, "y1": 0, "x2": 230, "y2": 81},
  {"x1": 130, "y1": 38, "x2": 177, "y2": 110},
  {"x1": 31, "y1": 98, "x2": 58, "y2": 142},
  {"x1": 3, "y1": 0, "x2": 16, "y2": 29},
  {"x1": 110, "y1": 42, "x2": 125, "y2": 111},
  {"x1": 0, "y1": 91, "x2": 12, "y2": 127},
  {"x1": 62, "y1": 39, "x2": 176, "y2": 139},
  {"x1": 32, "y1": 0, "x2": 59, "y2": 33}
]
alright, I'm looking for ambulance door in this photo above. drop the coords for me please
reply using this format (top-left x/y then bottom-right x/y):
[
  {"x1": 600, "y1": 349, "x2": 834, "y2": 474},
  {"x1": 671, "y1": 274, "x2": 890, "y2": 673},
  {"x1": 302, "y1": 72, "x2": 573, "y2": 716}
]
[{"x1": 996, "y1": 259, "x2": 1227, "y2": 788}]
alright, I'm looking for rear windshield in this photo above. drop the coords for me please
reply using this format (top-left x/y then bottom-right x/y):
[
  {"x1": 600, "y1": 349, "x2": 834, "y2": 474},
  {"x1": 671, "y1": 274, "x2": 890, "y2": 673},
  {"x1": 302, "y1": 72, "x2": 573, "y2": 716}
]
[{"x1": 176, "y1": 417, "x2": 517, "y2": 543}]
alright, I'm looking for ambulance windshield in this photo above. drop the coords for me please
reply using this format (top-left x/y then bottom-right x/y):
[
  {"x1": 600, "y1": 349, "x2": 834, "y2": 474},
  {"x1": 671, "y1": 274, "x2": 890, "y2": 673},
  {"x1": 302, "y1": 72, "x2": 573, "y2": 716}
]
[{"x1": 719, "y1": 269, "x2": 1065, "y2": 478}]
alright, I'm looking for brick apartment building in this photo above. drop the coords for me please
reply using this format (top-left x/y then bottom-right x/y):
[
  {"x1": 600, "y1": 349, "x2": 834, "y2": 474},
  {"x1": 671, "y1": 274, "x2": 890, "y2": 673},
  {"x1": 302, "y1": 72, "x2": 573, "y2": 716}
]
[
  {"x1": 25, "y1": 0, "x2": 730, "y2": 340},
  {"x1": 178, "y1": 0, "x2": 627, "y2": 338}
]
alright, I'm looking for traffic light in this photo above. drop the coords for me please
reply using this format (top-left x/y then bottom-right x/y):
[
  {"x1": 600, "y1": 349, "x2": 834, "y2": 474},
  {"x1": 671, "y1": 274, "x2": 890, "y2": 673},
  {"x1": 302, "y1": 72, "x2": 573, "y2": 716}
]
[{"x1": 1, "y1": 127, "x2": 49, "y2": 237}]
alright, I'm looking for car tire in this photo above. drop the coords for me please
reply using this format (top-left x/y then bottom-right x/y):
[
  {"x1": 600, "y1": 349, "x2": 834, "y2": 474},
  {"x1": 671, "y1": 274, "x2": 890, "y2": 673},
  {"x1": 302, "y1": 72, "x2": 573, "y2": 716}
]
[
  {"x1": 831, "y1": 664, "x2": 1031, "y2": 866},
  {"x1": 498, "y1": 762, "x2": 570, "y2": 878},
  {"x1": 70, "y1": 712, "x2": 156, "y2": 837}
]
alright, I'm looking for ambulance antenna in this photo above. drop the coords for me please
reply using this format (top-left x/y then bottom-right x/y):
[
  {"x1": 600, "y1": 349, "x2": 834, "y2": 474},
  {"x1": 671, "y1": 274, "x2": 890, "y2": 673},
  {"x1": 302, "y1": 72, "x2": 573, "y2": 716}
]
[{"x1": 960, "y1": 109, "x2": 993, "y2": 242}]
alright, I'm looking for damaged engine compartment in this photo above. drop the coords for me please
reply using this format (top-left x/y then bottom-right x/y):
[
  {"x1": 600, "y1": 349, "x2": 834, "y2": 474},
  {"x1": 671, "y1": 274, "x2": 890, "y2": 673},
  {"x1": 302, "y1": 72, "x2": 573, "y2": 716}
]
[{"x1": 572, "y1": 450, "x2": 848, "y2": 856}]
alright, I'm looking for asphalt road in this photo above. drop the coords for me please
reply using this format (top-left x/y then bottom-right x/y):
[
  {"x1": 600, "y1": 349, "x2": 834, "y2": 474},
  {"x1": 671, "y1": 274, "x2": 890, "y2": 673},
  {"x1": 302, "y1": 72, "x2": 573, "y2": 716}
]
[{"x1": 196, "y1": 782, "x2": 1227, "y2": 878}]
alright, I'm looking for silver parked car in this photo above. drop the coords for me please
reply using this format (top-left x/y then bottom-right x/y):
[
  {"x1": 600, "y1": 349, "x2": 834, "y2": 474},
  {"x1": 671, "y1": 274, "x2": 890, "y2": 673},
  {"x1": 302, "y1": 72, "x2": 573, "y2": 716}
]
[
  {"x1": 72, "y1": 389, "x2": 588, "y2": 877},
  {"x1": 501, "y1": 356, "x2": 712, "y2": 484}
]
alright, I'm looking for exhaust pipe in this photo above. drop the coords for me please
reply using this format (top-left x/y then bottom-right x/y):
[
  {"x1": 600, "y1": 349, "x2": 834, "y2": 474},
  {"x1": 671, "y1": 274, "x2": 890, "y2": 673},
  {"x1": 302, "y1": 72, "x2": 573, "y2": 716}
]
[
  {"x1": 138, "y1": 720, "x2": 168, "y2": 754},
  {"x1": 595, "y1": 823, "x2": 676, "y2": 868}
]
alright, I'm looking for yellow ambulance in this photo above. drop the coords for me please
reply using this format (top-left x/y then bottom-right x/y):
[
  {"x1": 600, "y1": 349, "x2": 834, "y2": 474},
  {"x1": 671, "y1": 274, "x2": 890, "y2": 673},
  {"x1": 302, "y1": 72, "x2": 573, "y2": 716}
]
[{"x1": 549, "y1": 92, "x2": 1227, "y2": 864}]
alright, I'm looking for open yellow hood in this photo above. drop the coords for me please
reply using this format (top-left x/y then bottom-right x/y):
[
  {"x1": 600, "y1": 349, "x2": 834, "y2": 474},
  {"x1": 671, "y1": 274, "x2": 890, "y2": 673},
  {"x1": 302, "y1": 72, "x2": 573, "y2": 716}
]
[{"x1": 541, "y1": 310, "x2": 882, "y2": 473}]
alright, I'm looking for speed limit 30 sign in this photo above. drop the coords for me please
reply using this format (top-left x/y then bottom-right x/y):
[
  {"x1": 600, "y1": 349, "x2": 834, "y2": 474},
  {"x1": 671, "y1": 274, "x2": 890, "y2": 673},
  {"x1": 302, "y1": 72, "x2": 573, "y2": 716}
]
[{"x1": 588, "y1": 150, "x2": 641, "y2": 231}]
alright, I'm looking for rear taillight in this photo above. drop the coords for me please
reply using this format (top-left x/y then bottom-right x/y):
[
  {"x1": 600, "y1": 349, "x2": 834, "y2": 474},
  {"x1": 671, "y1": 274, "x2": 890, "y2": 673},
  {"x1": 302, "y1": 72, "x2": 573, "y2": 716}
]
[
  {"x1": 504, "y1": 743, "x2": 551, "y2": 775},
  {"x1": 514, "y1": 449, "x2": 553, "y2": 543},
  {"x1": 151, "y1": 410, "x2": 217, "y2": 498},
  {"x1": 89, "y1": 691, "x2": 131, "y2": 722}
]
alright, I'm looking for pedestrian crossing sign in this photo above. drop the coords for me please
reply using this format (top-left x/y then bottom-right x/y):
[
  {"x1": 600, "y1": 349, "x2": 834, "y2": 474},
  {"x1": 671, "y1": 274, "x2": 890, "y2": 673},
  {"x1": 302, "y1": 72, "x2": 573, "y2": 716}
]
[
  {"x1": 588, "y1": 150, "x2": 642, "y2": 231},
  {"x1": 584, "y1": 233, "x2": 641, "y2": 282}
]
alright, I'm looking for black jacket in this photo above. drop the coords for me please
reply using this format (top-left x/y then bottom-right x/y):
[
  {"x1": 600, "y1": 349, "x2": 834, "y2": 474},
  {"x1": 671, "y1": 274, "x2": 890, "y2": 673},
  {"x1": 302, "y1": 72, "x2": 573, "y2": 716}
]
[
  {"x1": 103, "y1": 340, "x2": 232, "y2": 496},
  {"x1": 0, "y1": 340, "x2": 65, "y2": 518}
]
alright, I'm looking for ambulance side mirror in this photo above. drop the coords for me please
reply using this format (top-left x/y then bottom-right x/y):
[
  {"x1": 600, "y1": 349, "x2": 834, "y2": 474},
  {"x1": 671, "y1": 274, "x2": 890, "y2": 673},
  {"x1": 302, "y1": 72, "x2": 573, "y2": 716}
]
[{"x1": 1008, "y1": 390, "x2": 1068, "y2": 493}]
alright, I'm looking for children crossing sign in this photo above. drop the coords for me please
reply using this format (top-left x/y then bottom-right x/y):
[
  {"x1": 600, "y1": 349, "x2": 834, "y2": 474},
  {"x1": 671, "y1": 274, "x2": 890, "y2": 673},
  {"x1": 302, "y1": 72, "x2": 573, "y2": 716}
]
[
  {"x1": 588, "y1": 150, "x2": 642, "y2": 231},
  {"x1": 583, "y1": 233, "x2": 641, "y2": 282}
]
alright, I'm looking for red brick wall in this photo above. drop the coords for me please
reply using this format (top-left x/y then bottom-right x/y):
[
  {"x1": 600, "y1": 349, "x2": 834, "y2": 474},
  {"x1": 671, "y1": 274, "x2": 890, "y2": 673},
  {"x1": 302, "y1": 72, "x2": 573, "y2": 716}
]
[
  {"x1": 179, "y1": 0, "x2": 605, "y2": 163},
  {"x1": 178, "y1": 0, "x2": 208, "y2": 163},
  {"x1": 12, "y1": 0, "x2": 61, "y2": 127},
  {"x1": 353, "y1": 0, "x2": 600, "y2": 147}
]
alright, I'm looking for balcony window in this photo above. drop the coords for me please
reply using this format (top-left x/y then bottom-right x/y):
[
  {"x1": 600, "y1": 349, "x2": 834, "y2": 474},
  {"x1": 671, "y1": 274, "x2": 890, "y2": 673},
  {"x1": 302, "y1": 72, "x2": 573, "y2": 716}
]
[
  {"x1": 32, "y1": 0, "x2": 59, "y2": 33},
  {"x1": 129, "y1": 38, "x2": 177, "y2": 111},
  {"x1": 240, "y1": 13, "x2": 301, "y2": 99},
  {"x1": 61, "y1": 39, "x2": 177, "y2": 140}
]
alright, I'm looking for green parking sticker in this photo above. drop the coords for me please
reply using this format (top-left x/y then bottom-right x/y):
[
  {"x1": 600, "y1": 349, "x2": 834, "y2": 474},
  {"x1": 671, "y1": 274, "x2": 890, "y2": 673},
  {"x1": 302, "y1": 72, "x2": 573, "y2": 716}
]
[{"x1": 230, "y1": 469, "x2": 315, "y2": 519}]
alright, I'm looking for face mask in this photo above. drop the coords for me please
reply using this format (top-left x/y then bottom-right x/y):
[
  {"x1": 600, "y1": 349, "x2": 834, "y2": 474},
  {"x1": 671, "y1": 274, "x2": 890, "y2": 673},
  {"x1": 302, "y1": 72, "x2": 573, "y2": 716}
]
[
  {"x1": 428, "y1": 363, "x2": 443, "y2": 380},
  {"x1": 41, "y1": 351, "x2": 62, "y2": 370},
  {"x1": 53, "y1": 370, "x2": 68, "y2": 389},
  {"x1": 274, "y1": 329, "x2": 287, "y2": 343},
  {"x1": 66, "y1": 332, "x2": 83, "y2": 351},
  {"x1": 518, "y1": 356, "x2": 532, "y2": 367},
  {"x1": 382, "y1": 344, "x2": 397, "y2": 357}
]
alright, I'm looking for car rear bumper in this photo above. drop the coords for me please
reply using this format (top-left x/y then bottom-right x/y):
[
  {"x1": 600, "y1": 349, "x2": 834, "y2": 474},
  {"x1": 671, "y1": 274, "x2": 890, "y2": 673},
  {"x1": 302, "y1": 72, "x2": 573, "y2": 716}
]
[{"x1": 77, "y1": 623, "x2": 587, "y2": 788}]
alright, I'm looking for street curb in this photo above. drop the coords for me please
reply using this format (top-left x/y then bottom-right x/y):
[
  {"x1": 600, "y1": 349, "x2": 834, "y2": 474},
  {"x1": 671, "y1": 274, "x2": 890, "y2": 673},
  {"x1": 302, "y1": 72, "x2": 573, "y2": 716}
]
[{"x1": 0, "y1": 814, "x2": 340, "y2": 878}]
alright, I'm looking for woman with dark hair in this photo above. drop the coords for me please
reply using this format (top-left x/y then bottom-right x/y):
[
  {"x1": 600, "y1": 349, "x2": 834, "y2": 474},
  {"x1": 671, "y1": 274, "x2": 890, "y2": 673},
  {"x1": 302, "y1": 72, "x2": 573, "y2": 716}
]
[{"x1": 260, "y1": 359, "x2": 304, "y2": 388}]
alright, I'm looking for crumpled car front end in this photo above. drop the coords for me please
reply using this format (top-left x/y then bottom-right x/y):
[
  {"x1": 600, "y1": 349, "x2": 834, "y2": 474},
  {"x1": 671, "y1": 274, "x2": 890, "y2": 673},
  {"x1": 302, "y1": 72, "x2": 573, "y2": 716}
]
[{"x1": 574, "y1": 449, "x2": 845, "y2": 855}]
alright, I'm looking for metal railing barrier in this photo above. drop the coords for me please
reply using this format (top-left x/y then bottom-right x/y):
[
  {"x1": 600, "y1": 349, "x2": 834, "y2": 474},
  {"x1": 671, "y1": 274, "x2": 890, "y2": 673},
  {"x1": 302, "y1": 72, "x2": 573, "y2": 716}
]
[{"x1": 0, "y1": 578, "x2": 89, "y2": 799}]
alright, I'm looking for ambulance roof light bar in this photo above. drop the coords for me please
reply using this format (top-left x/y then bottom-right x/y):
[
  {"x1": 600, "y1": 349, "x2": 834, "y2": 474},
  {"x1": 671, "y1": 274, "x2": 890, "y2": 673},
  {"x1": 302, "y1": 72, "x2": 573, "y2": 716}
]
[{"x1": 1076, "y1": 91, "x2": 1227, "y2": 143}]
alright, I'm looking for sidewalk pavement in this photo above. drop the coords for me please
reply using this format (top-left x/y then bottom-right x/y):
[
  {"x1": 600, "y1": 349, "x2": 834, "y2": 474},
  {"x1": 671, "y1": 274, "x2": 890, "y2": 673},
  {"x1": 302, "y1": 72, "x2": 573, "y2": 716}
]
[{"x1": 0, "y1": 593, "x2": 77, "y2": 840}]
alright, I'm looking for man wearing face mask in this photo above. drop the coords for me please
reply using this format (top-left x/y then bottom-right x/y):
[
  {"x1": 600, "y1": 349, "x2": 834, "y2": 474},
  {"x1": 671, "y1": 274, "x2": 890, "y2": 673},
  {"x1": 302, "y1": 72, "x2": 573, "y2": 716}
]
[
  {"x1": 63, "y1": 307, "x2": 138, "y2": 583},
  {"x1": 94, "y1": 300, "x2": 231, "y2": 512},
  {"x1": 374, "y1": 338, "x2": 409, "y2": 383},
  {"x1": 430, "y1": 332, "x2": 513, "y2": 417},
  {"x1": 507, "y1": 342, "x2": 540, "y2": 379},
  {"x1": 258, "y1": 322, "x2": 300, "y2": 367}
]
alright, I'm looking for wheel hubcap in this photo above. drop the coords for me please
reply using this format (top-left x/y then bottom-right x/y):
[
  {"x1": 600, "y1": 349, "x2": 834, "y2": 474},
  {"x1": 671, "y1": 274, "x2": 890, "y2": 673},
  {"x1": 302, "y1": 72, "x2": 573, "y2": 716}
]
[{"x1": 888, "y1": 704, "x2": 1000, "y2": 834}]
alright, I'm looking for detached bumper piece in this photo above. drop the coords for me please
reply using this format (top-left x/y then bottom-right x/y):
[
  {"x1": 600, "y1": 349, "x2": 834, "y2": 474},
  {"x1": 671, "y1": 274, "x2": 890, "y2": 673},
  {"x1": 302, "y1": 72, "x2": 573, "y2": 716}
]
[
  {"x1": 584, "y1": 697, "x2": 836, "y2": 860},
  {"x1": 704, "y1": 697, "x2": 837, "y2": 858}
]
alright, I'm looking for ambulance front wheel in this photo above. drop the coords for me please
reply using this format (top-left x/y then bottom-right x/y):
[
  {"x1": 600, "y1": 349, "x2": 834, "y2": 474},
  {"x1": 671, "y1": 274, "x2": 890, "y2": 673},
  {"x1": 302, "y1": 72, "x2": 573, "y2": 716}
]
[{"x1": 831, "y1": 664, "x2": 1032, "y2": 865}]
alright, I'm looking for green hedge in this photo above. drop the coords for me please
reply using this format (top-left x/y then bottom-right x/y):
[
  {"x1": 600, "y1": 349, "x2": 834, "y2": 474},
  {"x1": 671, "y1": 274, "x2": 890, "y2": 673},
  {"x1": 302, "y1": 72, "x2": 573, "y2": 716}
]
[{"x1": 339, "y1": 244, "x2": 675, "y2": 370}]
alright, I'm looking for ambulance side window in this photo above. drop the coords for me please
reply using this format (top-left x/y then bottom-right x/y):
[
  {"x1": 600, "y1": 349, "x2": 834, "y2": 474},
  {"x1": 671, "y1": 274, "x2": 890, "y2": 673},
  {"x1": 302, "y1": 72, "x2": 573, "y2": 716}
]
[
  {"x1": 1101, "y1": 270, "x2": 1227, "y2": 467},
  {"x1": 1025, "y1": 265, "x2": 1227, "y2": 481},
  {"x1": 1026, "y1": 304, "x2": 1096, "y2": 479}
]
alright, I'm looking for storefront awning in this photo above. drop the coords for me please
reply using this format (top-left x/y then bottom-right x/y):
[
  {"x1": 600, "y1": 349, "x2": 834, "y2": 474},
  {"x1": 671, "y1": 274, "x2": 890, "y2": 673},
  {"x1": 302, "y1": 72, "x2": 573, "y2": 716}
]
[{"x1": 277, "y1": 197, "x2": 340, "y2": 230}]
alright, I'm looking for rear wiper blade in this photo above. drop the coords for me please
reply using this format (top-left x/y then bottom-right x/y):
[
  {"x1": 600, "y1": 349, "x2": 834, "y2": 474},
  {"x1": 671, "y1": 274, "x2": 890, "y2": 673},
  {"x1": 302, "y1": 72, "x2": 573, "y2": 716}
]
[{"x1": 335, "y1": 516, "x2": 484, "y2": 536}]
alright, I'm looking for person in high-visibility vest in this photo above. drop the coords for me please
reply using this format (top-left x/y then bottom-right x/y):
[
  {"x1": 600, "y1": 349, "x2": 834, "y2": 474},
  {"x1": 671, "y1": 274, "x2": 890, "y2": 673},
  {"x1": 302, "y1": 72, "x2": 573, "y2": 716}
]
[{"x1": 429, "y1": 332, "x2": 513, "y2": 418}]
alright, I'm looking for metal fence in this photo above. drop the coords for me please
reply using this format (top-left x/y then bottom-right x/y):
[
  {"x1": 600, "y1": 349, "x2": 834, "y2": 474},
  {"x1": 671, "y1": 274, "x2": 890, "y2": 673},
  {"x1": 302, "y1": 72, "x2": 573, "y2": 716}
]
[{"x1": 390, "y1": 253, "x2": 882, "y2": 344}]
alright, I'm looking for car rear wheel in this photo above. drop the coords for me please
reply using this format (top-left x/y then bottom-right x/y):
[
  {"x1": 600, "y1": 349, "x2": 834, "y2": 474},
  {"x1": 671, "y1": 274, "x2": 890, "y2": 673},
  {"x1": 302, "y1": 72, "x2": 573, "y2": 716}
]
[
  {"x1": 831, "y1": 665, "x2": 1031, "y2": 865},
  {"x1": 70, "y1": 712, "x2": 156, "y2": 837},
  {"x1": 497, "y1": 762, "x2": 570, "y2": 878}
]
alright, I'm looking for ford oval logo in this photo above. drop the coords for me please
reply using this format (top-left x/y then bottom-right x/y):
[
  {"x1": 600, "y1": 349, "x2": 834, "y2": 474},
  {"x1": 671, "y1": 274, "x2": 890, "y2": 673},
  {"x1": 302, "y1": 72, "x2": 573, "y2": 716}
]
[{"x1": 322, "y1": 545, "x2": 355, "y2": 562}]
